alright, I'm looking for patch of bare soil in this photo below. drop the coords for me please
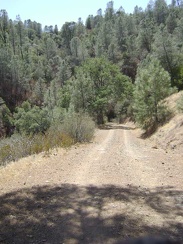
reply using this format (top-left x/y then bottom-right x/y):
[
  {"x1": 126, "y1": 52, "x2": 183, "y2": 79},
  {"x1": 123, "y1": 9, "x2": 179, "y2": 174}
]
[
  {"x1": 0, "y1": 123, "x2": 183, "y2": 243},
  {"x1": 152, "y1": 91, "x2": 183, "y2": 154}
]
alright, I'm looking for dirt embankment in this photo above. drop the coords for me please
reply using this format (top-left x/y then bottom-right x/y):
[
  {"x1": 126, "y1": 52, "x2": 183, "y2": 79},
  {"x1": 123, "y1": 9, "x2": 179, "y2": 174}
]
[
  {"x1": 152, "y1": 91, "x2": 183, "y2": 154},
  {"x1": 0, "y1": 121, "x2": 183, "y2": 243}
]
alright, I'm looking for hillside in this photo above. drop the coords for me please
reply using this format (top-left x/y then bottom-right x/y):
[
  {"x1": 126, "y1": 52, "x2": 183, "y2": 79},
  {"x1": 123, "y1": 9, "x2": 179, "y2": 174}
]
[
  {"x1": 151, "y1": 91, "x2": 183, "y2": 154},
  {"x1": 1, "y1": 1, "x2": 183, "y2": 140}
]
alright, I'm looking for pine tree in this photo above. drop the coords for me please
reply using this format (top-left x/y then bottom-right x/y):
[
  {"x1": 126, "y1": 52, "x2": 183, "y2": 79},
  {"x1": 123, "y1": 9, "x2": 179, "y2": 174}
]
[
  {"x1": 0, "y1": 10, "x2": 9, "y2": 46},
  {"x1": 0, "y1": 97, "x2": 13, "y2": 137},
  {"x1": 133, "y1": 58, "x2": 173, "y2": 132},
  {"x1": 15, "y1": 16, "x2": 25, "y2": 59},
  {"x1": 153, "y1": 26, "x2": 181, "y2": 86},
  {"x1": 154, "y1": 0, "x2": 168, "y2": 25}
]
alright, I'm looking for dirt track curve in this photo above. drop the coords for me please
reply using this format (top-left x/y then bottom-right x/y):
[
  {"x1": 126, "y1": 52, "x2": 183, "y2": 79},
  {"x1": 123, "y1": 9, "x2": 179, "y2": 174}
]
[{"x1": 0, "y1": 123, "x2": 183, "y2": 243}]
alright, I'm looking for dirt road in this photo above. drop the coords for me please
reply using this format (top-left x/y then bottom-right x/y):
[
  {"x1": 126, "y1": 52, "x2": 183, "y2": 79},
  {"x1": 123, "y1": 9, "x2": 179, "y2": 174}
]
[{"x1": 0, "y1": 123, "x2": 183, "y2": 243}]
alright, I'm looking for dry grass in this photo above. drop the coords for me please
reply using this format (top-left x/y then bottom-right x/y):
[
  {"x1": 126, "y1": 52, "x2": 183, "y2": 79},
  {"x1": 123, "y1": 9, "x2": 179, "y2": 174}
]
[
  {"x1": 151, "y1": 91, "x2": 183, "y2": 153},
  {"x1": 0, "y1": 132, "x2": 74, "y2": 167},
  {"x1": 0, "y1": 113, "x2": 95, "y2": 167}
]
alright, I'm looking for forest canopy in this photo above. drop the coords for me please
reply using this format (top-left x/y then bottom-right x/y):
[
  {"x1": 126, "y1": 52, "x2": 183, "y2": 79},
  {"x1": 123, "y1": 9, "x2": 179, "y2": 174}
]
[{"x1": 0, "y1": 0, "x2": 183, "y2": 138}]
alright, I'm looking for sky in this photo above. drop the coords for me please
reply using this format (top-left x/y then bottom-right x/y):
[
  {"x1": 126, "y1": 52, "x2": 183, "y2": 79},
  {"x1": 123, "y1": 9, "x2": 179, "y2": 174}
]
[{"x1": 1, "y1": 0, "x2": 172, "y2": 30}]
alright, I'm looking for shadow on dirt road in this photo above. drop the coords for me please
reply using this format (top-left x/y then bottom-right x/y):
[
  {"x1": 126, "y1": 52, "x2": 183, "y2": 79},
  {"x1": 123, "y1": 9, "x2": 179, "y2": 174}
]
[{"x1": 0, "y1": 184, "x2": 182, "y2": 243}]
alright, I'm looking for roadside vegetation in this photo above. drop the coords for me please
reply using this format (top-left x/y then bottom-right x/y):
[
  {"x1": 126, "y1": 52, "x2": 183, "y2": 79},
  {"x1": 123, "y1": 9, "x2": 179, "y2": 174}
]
[
  {"x1": 0, "y1": 111, "x2": 95, "y2": 166},
  {"x1": 177, "y1": 93, "x2": 183, "y2": 112},
  {"x1": 0, "y1": 1, "x2": 183, "y2": 165}
]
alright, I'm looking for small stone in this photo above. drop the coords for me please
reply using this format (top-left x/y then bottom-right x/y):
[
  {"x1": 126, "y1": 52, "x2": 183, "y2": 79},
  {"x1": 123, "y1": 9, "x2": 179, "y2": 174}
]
[{"x1": 152, "y1": 145, "x2": 158, "y2": 149}]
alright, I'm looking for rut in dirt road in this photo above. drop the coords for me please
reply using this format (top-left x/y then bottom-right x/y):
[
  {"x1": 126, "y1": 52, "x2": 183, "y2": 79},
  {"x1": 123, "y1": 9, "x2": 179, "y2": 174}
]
[{"x1": 0, "y1": 123, "x2": 183, "y2": 243}]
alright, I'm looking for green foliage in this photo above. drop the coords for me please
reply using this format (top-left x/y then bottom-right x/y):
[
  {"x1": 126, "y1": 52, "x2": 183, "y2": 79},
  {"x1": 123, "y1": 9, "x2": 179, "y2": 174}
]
[
  {"x1": 14, "y1": 101, "x2": 50, "y2": 135},
  {"x1": 71, "y1": 57, "x2": 132, "y2": 124},
  {"x1": 72, "y1": 58, "x2": 114, "y2": 124},
  {"x1": 133, "y1": 58, "x2": 173, "y2": 131},
  {"x1": 177, "y1": 94, "x2": 183, "y2": 112},
  {"x1": 71, "y1": 67, "x2": 93, "y2": 108},
  {"x1": 0, "y1": 98, "x2": 13, "y2": 137},
  {"x1": 56, "y1": 59, "x2": 71, "y2": 86},
  {"x1": 154, "y1": 0, "x2": 168, "y2": 25},
  {"x1": 0, "y1": 1, "x2": 183, "y2": 141},
  {"x1": 172, "y1": 65, "x2": 183, "y2": 90},
  {"x1": 153, "y1": 26, "x2": 180, "y2": 84},
  {"x1": 0, "y1": 109, "x2": 95, "y2": 166}
]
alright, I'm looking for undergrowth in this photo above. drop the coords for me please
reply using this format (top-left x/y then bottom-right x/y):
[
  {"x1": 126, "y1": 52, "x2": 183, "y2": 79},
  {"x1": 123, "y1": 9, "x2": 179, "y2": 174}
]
[{"x1": 0, "y1": 112, "x2": 95, "y2": 167}]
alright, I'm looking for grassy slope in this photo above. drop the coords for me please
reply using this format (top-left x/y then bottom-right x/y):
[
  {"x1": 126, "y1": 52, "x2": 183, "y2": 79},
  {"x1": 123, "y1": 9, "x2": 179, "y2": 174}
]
[{"x1": 151, "y1": 91, "x2": 183, "y2": 153}]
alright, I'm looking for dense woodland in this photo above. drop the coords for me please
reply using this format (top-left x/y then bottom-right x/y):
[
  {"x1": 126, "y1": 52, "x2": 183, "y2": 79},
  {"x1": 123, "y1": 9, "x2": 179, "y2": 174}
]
[{"x1": 0, "y1": 0, "x2": 183, "y2": 140}]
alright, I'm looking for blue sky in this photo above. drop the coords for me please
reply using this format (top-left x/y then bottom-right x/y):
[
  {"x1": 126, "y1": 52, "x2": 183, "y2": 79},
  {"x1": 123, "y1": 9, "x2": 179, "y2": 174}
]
[{"x1": 1, "y1": 0, "x2": 171, "y2": 30}]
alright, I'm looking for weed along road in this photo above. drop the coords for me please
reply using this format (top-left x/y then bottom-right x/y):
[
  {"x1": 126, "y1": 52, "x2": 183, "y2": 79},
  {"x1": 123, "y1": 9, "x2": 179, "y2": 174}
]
[{"x1": 0, "y1": 123, "x2": 183, "y2": 243}]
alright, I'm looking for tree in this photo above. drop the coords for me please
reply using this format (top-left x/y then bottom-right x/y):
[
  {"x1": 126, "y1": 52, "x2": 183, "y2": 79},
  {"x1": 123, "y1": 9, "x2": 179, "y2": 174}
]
[
  {"x1": 56, "y1": 59, "x2": 71, "y2": 86},
  {"x1": 146, "y1": 0, "x2": 154, "y2": 18},
  {"x1": 44, "y1": 80, "x2": 59, "y2": 111},
  {"x1": 115, "y1": 14, "x2": 127, "y2": 52},
  {"x1": 14, "y1": 101, "x2": 50, "y2": 135},
  {"x1": 154, "y1": 0, "x2": 168, "y2": 25},
  {"x1": 71, "y1": 58, "x2": 116, "y2": 123},
  {"x1": 15, "y1": 16, "x2": 25, "y2": 59},
  {"x1": 105, "y1": 1, "x2": 115, "y2": 21},
  {"x1": 133, "y1": 5, "x2": 144, "y2": 25},
  {"x1": 166, "y1": 11, "x2": 177, "y2": 34},
  {"x1": 54, "y1": 25, "x2": 59, "y2": 35},
  {"x1": 75, "y1": 18, "x2": 85, "y2": 37},
  {"x1": 44, "y1": 37, "x2": 57, "y2": 60},
  {"x1": 137, "y1": 17, "x2": 155, "y2": 53},
  {"x1": 32, "y1": 78, "x2": 46, "y2": 106},
  {"x1": 0, "y1": 49, "x2": 12, "y2": 104},
  {"x1": 85, "y1": 15, "x2": 94, "y2": 30},
  {"x1": 70, "y1": 37, "x2": 88, "y2": 65},
  {"x1": 0, "y1": 10, "x2": 9, "y2": 46},
  {"x1": 70, "y1": 37, "x2": 82, "y2": 59},
  {"x1": 71, "y1": 58, "x2": 132, "y2": 124},
  {"x1": 113, "y1": 73, "x2": 134, "y2": 121},
  {"x1": 153, "y1": 26, "x2": 181, "y2": 87},
  {"x1": 108, "y1": 39, "x2": 120, "y2": 63},
  {"x1": 133, "y1": 58, "x2": 173, "y2": 132},
  {"x1": 9, "y1": 20, "x2": 17, "y2": 55},
  {"x1": 0, "y1": 97, "x2": 13, "y2": 137},
  {"x1": 70, "y1": 69, "x2": 93, "y2": 113},
  {"x1": 61, "y1": 22, "x2": 76, "y2": 52}
]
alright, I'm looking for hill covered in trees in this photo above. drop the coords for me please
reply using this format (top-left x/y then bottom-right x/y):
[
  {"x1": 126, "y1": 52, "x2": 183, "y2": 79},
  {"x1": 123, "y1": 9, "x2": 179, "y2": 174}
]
[{"x1": 0, "y1": 0, "x2": 183, "y2": 144}]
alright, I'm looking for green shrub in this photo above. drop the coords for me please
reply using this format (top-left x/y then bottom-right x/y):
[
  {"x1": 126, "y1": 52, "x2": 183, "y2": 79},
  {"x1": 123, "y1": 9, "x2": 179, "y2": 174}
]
[
  {"x1": 177, "y1": 94, "x2": 183, "y2": 112},
  {"x1": 61, "y1": 111, "x2": 95, "y2": 142},
  {"x1": 0, "y1": 111, "x2": 95, "y2": 167},
  {"x1": 14, "y1": 101, "x2": 50, "y2": 135},
  {"x1": 157, "y1": 104, "x2": 172, "y2": 124},
  {"x1": 0, "y1": 144, "x2": 12, "y2": 165}
]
